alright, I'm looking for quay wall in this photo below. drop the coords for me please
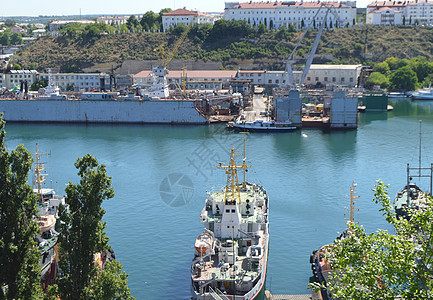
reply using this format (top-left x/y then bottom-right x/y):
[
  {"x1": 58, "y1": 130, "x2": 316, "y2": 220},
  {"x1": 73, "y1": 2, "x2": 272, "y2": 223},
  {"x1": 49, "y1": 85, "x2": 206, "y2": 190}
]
[{"x1": 0, "y1": 99, "x2": 208, "y2": 124}]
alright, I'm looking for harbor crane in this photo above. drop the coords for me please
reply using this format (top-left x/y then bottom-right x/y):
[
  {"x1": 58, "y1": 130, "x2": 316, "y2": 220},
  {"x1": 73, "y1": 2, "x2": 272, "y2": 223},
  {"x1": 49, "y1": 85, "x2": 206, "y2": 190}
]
[
  {"x1": 152, "y1": 16, "x2": 196, "y2": 78},
  {"x1": 284, "y1": 4, "x2": 341, "y2": 88}
]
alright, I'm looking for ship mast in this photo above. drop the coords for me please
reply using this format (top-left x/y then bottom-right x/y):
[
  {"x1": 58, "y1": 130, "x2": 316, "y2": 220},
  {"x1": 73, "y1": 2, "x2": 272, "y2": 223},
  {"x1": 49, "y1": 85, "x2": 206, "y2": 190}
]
[
  {"x1": 217, "y1": 148, "x2": 250, "y2": 205},
  {"x1": 32, "y1": 143, "x2": 50, "y2": 200},
  {"x1": 345, "y1": 182, "x2": 359, "y2": 224},
  {"x1": 240, "y1": 131, "x2": 249, "y2": 188}
]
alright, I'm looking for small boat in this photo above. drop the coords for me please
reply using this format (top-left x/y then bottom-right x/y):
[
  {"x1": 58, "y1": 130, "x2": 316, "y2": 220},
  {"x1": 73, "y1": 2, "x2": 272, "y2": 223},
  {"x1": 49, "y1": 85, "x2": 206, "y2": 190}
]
[
  {"x1": 37, "y1": 215, "x2": 56, "y2": 233},
  {"x1": 411, "y1": 88, "x2": 433, "y2": 100},
  {"x1": 227, "y1": 119, "x2": 297, "y2": 132},
  {"x1": 388, "y1": 92, "x2": 409, "y2": 98},
  {"x1": 195, "y1": 233, "x2": 214, "y2": 256}
]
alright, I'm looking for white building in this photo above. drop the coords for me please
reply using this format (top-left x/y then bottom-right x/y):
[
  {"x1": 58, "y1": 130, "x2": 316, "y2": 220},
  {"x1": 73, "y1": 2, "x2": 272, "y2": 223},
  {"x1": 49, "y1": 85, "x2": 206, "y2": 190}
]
[
  {"x1": 2, "y1": 70, "x2": 37, "y2": 89},
  {"x1": 133, "y1": 70, "x2": 238, "y2": 87},
  {"x1": 48, "y1": 20, "x2": 96, "y2": 32},
  {"x1": 366, "y1": 7, "x2": 403, "y2": 25},
  {"x1": 367, "y1": 0, "x2": 433, "y2": 25},
  {"x1": 304, "y1": 64, "x2": 363, "y2": 87},
  {"x1": 162, "y1": 8, "x2": 215, "y2": 32},
  {"x1": 224, "y1": 1, "x2": 357, "y2": 30},
  {"x1": 39, "y1": 73, "x2": 109, "y2": 92},
  {"x1": 96, "y1": 15, "x2": 143, "y2": 26}
]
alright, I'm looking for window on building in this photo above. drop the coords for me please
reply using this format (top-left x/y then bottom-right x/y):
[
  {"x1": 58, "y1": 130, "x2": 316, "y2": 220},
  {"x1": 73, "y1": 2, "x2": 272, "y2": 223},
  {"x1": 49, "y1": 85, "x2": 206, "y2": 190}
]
[
  {"x1": 268, "y1": 79, "x2": 272, "y2": 83},
  {"x1": 315, "y1": 77, "x2": 319, "y2": 81},
  {"x1": 307, "y1": 77, "x2": 311, "y2": 81},
  {"x1": 341, "y1": 77, "x2": 345, "y2": 82},
  {"x1": 324, "y1": 77, "x2": 328, "y2": 82},
  {"x1": 349, "y1": 77, "x2": 354, "y2": 82},
  {"x1": 332, "y1": 77, "x2": 336, "y2": 82}
]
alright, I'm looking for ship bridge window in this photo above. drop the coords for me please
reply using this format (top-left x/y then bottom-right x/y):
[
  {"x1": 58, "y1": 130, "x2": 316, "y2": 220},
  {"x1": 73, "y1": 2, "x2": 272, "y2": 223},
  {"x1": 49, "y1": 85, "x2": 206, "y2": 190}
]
[
  {"x1": 226, "y1": 209, "x2": 230, "y2": 213},
  {"x1": 231, "y1": 209, "x2": 235, "y2": 213}
]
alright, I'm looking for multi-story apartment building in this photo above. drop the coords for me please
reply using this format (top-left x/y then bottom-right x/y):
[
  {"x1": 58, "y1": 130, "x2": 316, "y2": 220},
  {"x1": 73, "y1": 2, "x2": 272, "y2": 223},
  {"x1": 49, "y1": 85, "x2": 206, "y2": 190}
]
[
  {"x1": 224, "y1": 1, "x2": 357, "y2": 30},
  {"x1": 367, "y1": 0, "x2": 433, "y2": 25},
  {"x1": 162, "y1": 8, "x2": 215, "y2": 32}
]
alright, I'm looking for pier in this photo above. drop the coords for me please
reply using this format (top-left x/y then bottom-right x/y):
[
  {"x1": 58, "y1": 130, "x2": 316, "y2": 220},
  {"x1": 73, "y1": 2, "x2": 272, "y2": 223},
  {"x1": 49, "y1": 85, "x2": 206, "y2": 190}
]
[{"x1": 265, "y1": 290, "x2": 320, "y2": 299}]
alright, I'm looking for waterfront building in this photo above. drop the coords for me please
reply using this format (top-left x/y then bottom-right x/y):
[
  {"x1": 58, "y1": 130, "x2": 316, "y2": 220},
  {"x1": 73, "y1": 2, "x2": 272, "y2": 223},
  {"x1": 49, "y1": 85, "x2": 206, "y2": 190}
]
[
  {"x1": 1, "y1": 70, "x2": 37, "y2": 89},
  {"x1": 304, "y1": 64, "x2": 363, "y2": 87},
  {"x1": 38, "y1": 72, "x2": 109, "y2": 92},
  {"x1": 224, "y1": 1, "x2": 357, "y2": 30},
  {"x1": 367, "y1": 0, "x2": 433, "y2": 25},
  {"x1": 133, "y1": 70, "x2": 237, "y2": 88},
  {"x1": 162, "y1": 8, "x2": 215, "y2": 32}
]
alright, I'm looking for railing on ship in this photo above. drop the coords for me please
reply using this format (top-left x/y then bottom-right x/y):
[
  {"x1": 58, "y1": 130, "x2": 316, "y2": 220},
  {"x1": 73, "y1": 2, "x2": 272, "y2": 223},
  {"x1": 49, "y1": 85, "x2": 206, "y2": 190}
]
[{"x1": 208, "y1": 286, "x2": 230, "y2": 300}]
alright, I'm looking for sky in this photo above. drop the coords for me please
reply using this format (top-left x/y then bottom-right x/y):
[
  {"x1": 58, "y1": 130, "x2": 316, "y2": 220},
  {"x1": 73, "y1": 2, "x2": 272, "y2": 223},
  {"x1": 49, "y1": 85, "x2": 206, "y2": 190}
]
[{"x1": 2, "y1": 0, "x2": 369, "y2": 17}]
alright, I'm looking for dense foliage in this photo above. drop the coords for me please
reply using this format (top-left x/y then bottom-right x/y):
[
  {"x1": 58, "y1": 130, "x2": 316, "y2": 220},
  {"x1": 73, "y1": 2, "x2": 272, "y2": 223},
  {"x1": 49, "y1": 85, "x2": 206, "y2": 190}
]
[
  {"x1": 313, "y1": 181, "x2": 433, "y2": 298},
  {"x1": 370, "y1": 56, "x2": 433, "y2": 90},
  {"x1": 0, "y1": 114, "x2": 42, "y2": 299},
  {"x1": 10, "y1": 22, "x2": 433, "y2": 74}
]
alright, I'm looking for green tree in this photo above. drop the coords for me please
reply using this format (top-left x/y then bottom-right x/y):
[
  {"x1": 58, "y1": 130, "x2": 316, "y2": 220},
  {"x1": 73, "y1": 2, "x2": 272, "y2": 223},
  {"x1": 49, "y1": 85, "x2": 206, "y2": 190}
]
[
  {"x1": 319, "y1": 181, "x2": 433, "y2": 299},
  {"x1": 126, "y1": 15, "x2": 139, "y2": 32},
  {"x1": 4, "y1": 19, "x2": 16, "y2": 27},
  {"x1": 0, "y1": 32, "x2": 11, "y2": 46},
  {"x1": 389, "y1": 66, "x2": 418, "y2": 90},
  {"x1": 140, "y1": 11, "x2": 158, "y2": 31},
  {"x1": 408, "y1": 56, "x2": 433, "y2": 83},
  {"x1": 0, "y1": 114, "x2": 42, "y2": 299},
  {"x1": 83, "y1": 260, "x2": 134, "y2": 300},
  {"x1": 10, "y1": 33, "x2": 22, "y2": 45},
  {"x1": 57, "y1": 154, "x2": 130, "y2": 300},
  {"x1": 12, "y1": 63, "x2": 22, "y2": 70},
  {"x1": 374, "y1": 61, "x2": 390, "y2": 75},
  {"x1": 30, "y1": 78, "x2": 48, "y2": 91},
  {"x1": 385, "y1": 56, "x2": 408, "y2": 71},
  {"x1": 366, "y1": 72, "x2": 390, "y2": 89}
]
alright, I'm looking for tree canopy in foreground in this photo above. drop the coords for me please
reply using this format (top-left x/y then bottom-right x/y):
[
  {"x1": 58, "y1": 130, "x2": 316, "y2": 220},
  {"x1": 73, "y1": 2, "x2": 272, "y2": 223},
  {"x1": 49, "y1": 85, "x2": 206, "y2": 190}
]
[
  {"x1": 311, "y1": 181, "x2": 433, "y2": 299},
  {"x1": 0, "y1": 114, "x2": 42, "y2": 299}
]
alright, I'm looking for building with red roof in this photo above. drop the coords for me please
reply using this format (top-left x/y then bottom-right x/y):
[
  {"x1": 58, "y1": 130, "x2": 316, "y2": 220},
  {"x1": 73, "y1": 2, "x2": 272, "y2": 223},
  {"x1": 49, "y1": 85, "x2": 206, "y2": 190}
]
[
  {"x1": 367, "y1": 0, "x2": 433, "y2": 25},
  {"x1": 162, "y1": 8, "x2": 215, "y2": 32},
  {"x1": 224, "y1": 1, "x2": 357, "y2": 30}
]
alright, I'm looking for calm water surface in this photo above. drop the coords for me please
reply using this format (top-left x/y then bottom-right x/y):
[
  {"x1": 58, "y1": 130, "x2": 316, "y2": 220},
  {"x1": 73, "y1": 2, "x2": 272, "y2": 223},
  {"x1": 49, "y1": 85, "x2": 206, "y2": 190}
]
[{"x1": 4, "y1": 98, "x2": 433, "y2": 299}]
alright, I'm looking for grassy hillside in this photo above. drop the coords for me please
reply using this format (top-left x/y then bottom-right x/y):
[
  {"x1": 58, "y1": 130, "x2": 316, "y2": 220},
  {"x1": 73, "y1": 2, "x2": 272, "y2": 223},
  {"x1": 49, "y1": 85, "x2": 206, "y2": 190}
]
[{"x1": 11, "y1": 25, "x2": 433, "y2": 73}]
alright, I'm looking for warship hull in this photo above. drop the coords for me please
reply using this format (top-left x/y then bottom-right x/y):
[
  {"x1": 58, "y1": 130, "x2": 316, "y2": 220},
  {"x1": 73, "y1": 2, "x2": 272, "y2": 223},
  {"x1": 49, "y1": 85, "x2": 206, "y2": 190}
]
[{"x1": 0, "y1": 99, "x2": 208, "y2": 124}]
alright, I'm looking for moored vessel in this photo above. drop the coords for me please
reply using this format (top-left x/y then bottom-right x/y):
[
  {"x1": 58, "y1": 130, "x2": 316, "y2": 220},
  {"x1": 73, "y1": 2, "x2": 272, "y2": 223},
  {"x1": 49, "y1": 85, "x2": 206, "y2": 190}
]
[
  {"x1": 310, "y1": 182, "x2": 359, "y2": 300},
  {"x1": 191, "y1": 137, "x2": 269, "y2": 299}
]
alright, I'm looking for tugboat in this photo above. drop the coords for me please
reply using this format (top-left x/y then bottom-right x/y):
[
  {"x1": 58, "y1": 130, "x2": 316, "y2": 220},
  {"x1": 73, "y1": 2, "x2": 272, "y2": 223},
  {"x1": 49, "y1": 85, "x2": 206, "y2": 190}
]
[
  {"x1": 310, "y1": 182, "x2": 359, "y2": 300},
  {"x1": 191, "y1": 134, "x2": 269, "y2": 299}
]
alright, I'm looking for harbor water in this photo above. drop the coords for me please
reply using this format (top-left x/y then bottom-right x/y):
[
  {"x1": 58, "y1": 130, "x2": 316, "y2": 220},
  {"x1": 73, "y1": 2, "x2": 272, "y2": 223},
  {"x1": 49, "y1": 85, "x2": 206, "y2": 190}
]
[{"x1": 4, "y1": 98, "x2": 433, "y2": 299}]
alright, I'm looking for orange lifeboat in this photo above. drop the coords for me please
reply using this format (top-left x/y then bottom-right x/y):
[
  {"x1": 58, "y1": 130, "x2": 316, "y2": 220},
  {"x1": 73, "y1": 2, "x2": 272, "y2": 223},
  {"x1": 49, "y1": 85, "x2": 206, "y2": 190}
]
[
  {"x1": 37, "y1": 215, "x2": 56, "y2": 233},
  {"x1": 195, "y1": 233, "x2": 213, "y2": 256}
]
